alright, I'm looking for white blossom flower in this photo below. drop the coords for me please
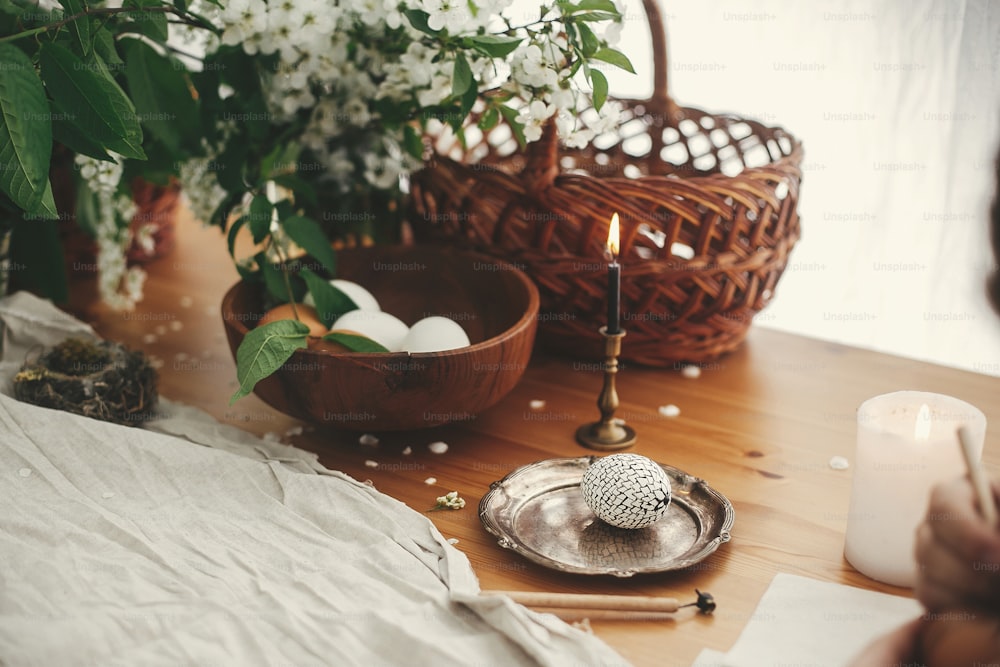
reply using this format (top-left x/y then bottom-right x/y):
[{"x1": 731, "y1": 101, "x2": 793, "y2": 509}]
[
  {"x1": 75, "y1": 154, "x2": 124, "y2": 195},
  {"x1": 585, "y1": 100, "x2": 625, "y2": 135},
  {"x1": 556, "y1": 114, "x2": 594, "y2": 149},
  {"x1": 430, "y1": 491, "x2": 466, "y2": 510},
  {"x1": 178, "y1": 156, "x2": 227, "y2": 226},
  {"x1": 381, "y1": 0, "x2": 404, "y2": 29},
  {"x1": 133, "y1": 224, "x2": 158, "y2": 254},
  {"x1": 516, "y1": 99, "x2": 556, "y2": 142},
  {"x1": 420, "y1": 0, "x2": 475, "y2": 33},
  {"x1": 363, "y1": 152, "x2": 403, "y2": 191},
  {"x1": 219, "y1": 0, "x2": 268, "y2": 50}
]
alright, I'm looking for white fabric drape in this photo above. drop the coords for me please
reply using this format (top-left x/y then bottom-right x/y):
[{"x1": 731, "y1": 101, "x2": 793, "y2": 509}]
[{"x1": 606, "y1": 0, "x2": 1000, "y2": 374}]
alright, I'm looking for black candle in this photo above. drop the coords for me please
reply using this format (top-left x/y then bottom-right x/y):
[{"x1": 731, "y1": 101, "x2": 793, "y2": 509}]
[{"x1": 606, "y1": 213, "x2": 621, "y2": 334}]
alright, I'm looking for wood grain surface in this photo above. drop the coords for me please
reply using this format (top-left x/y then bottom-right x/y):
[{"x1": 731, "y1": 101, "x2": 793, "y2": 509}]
[{"x1": 62, "y1": 208, "x2": 1000, "y2": 667}]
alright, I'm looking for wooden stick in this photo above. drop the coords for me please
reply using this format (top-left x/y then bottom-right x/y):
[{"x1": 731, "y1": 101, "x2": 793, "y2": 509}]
[
  {"x1": 957, "y1": 426, "x2": 999, "y2": 527},
  {"x1": 529, "y1": 608, "x2": 676, "y2": 622},
  {"x1": 485, "y1": 590, "x2": 681, "y2": 613}
]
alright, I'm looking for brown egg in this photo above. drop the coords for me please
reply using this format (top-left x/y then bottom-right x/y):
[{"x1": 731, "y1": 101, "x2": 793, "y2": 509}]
[
  {"x1": 306, "y1": 329, "x2": 371, "y2": 354},
  {"x1": 258, "y1": 303, "x2": 327, "y2": 337}
]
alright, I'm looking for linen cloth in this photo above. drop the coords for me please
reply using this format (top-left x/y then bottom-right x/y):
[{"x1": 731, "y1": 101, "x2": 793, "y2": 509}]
[{"x1": 0, "y1": 292, "x2": 628, "y2": 667}]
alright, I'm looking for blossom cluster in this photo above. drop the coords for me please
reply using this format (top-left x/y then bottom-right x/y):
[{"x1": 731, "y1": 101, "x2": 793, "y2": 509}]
[
  {"x1": 84, "y1": 0, "x2": 628, "y2": 307},
  {"x1": 181, "y1": 0, "x2": 625, "y2": 196},
  {"x1": 74, "y1": 155, "x2": 145, "y2": 310}
]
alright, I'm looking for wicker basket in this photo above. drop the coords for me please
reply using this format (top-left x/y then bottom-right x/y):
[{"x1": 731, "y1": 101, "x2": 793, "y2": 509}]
[{"x1": 409, "y1": 0, "x2": 803, "y2": 366}]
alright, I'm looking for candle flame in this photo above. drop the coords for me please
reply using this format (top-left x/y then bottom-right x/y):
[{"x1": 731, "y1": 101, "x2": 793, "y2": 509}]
[
  {"x1": 914, "y1": 403, "x2": 932, "y2": 440},
  {"x1": 607, "y1": 213, "x2": 620, "y2": 257}
]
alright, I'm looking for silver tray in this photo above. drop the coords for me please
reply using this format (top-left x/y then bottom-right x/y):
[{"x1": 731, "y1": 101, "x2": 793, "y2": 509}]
[{"x1": 479, "y1": 456, "x2": 734, "y2": 577}]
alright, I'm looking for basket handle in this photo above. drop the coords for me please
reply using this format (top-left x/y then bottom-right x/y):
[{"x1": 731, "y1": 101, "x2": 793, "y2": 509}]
[
  {"x1": 523, "y1": 0, "x2": 676, "y2": 189},
  {"x1": 642, "y1": 0, "x2": 673, "y2": 119}
]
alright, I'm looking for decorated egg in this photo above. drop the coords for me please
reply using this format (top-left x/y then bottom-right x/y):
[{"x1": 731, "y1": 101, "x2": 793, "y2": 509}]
[
  {"x1": 303, "y1": 279, "x2": 380, "y2": 311},
  {"x1": 330, "y1": 310, "x2": 409, "y2": 351},
  {"x1": 400, "y1": 316, "x2": 471, "y2": 353},
  {"x1": 581, "y1": 454, "x2": 672, "y2": 529}
]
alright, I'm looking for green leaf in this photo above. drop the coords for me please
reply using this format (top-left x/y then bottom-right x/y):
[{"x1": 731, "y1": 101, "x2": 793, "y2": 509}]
[
  {"x1": 214, "y1": 139, "x2": 248, "y2": 192},
  {"x1": 467, "y1": 34, "x2": 523, "y2": 58},
  {"x1": 301, "y1": 268, "x2": 358, "y2": 328},
  {"x1": 591, "y1": 48, "x2": 635, "y2": 73},
  {"x1": 248, "y1": 193, "x2": 273, "y2": 244},
  {"x1": 282, "y1": 215, "x2": 337, "y2": 275},
  {"x1": 255, "y1": 251, "x2": 288, "y2": 302},
  {"x1": 226, "y1": 214, "x2": 246, "y2": 258},
  {"x1": 229, "y1": 319, "x2": 310, "y2": 403},
  {"x1": 498, "y1": 104, "x2": 526, "y2": 148},
  {"x1": 478, "y1": 106, "x2": 500, "y2": 131},
  {"x1": 322, "y1": 332, "x2": 390, "y2": 354},
  {"x1": 261, "y1": 140, "x2": 302, "y2": 180},
  {"x1": 564, "y1": 0, "x2": 619, "y2": 13},
  {"x1": 271, "y1": 174, "x2": 317, "y2": 209},
  {"x1": 10, "y1": 217, "x2": 67, "y2": 301},
  {"x1": 452, "y1": 53, "x2": 473, "y2": 98},
  {"x1": 123, "y1": 38, "x2": 201, "y2": 156},
  {"x1": 50, "y1": 99, "x2": 114, "y2": 162},
  {"x1": 28, "y1": 180, "x2": 57, "y2": 220},
  {"x1": 402, "y1": 124, "x2": 423, "y2": 160},
  {"x1": 577, "y1": 22, "x2": 599, "y2": 57},
  {"x1": 92, "y1": 28, "x2": 124, "y2": 67},
  {"x1": 566, "y1": 11, "x2": 618, "y2": 22},
  {"x1": 589, "y1": 67, "x2": 608, "y2": 111},
  {"x1": 403, "y1": 9, "x2": 439, "y2": 35},
  {"x1": 0, "y1": 44, "x2": 53, "y2": 216},
  {"x1": 58, "y1": 0, "x2": 90, "y2": 55},
  {"x1": 210, "y1": 189, "x2": 242, "y2": 229},
  {"x1": 235, "y1": 259, "x2": 256, "y2": 282},
  {"x1": 455, "y1": 81, "x2": 478, "y2": 129},
  {"x1": 39, "y1": 43, "x2": 146, "y2": 159},
  {"x1": 209, "y1": 47, "x2": 271, "y2": 143}
]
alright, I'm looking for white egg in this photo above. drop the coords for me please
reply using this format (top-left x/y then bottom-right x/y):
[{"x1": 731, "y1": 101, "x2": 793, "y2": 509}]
[
  {"x1": 330, "y1": 310, "x2": 409, "y2": 351},
  {"x1": 400, "y1": 316, "x2": 471, "y2": 353},
  {"x1": 303, "y1": 279, "x2": 380, "y2": 311}
]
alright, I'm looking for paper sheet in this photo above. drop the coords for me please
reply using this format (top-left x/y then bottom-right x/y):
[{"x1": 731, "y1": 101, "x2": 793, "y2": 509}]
[
  {"x1": 0, "y1": 292, "x2": 628, "y2": 667},
  {"x1": 716, "y1": 573, "x2": 922, "y2": 667}
]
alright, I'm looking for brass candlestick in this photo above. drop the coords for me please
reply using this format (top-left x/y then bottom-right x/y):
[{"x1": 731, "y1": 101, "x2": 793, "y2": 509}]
[{"x1": 575, "y1": 327, "x2": 637, "y2": 450}]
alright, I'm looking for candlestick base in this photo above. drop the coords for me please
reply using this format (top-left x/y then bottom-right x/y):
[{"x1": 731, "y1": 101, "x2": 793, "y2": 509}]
[
  {"x1": 575, "y1": 422, "x2": 637, "y2": 451},
  {"x1": 576, "y1": 326, "x2": 636, "y2": 451}
]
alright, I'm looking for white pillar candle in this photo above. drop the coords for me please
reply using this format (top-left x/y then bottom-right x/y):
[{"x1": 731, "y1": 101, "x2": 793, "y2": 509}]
[{"x1": 844, "y1": 391, "x2": 986, "y2": 587}]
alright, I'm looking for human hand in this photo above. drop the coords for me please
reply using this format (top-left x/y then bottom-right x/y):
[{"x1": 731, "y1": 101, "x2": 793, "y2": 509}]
[
  {"x1": 914, "y1": 476, "x2": 1000, "y2": 613},
  {"x1": 920, "y1": 612, "x2": 1000, "y2": 666}
]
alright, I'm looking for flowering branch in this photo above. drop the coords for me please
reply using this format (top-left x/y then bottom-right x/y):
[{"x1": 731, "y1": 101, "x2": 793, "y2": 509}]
[{"x1": 0, "y1": 5, "x2": 218, "y2": 44}]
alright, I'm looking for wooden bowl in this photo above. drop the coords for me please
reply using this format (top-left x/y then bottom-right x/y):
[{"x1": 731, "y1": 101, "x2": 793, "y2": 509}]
[{"x1": 221, "y1": 245, "x2": 539, "y2": 431}]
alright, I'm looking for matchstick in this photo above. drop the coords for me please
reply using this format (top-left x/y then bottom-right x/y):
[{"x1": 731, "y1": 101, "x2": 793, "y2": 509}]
[{"x1": 957, "y1": 426, "x2": 999, "y2": 527}]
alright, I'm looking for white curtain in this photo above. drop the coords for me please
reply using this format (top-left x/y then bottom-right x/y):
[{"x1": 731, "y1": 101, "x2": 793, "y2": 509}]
[{"x1": 606, "y1": 0, "x2": 1000, "y2": 374}]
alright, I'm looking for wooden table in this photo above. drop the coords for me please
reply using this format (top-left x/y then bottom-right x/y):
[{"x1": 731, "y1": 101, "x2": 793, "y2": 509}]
[{"x1": 65, "y1": 210, "x2": 1000, "y2": 667}]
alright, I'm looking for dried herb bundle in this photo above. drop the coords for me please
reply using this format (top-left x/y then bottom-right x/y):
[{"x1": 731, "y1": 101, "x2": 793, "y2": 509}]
[{"x1": 13, "y1": 338, "x2": 158, "y2": 427}]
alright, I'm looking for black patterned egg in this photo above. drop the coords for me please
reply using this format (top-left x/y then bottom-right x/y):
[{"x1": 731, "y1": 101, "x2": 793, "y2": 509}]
[{"x1": 581, "y1": 454, "x2": 672, "y2": 529}]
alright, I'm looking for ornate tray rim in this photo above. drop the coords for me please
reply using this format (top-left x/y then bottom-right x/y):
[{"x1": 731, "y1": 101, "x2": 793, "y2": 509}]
[{"x1": 478, "y1": 456, "x2": 735, "y2": 577}]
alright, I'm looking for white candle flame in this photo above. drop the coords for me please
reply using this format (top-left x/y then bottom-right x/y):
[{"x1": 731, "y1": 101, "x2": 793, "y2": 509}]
[{"x1": 914, "y1": 403, "x2": 932, "y2": 440}]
